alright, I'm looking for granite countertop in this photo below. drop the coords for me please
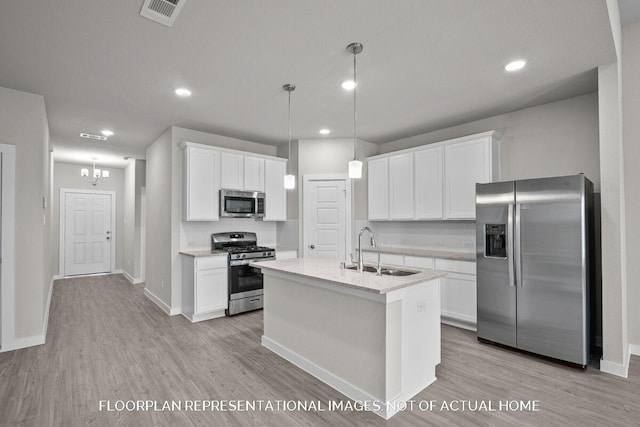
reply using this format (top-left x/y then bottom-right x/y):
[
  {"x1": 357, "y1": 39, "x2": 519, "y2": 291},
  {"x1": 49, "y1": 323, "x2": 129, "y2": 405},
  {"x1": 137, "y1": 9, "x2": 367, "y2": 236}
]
[
  {"x1": 360, "y1": 246, "x2": 476, "y2": 262},
  {"x1": 254, "y1": 257, "x2": 447, "y2": 295},
  {"x1": 179, "y1": 249, "x2": 228, "y2": 257}
]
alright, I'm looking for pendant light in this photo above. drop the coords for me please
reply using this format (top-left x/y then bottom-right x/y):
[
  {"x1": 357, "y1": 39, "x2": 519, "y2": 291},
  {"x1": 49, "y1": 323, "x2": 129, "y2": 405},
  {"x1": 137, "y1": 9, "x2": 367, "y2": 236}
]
[
  {"x1": 283, "y1": 84, "x2": 296, "y2": 189},
  {"x1": 347, "y1": 42, "x2": 363, "y2": 179}
]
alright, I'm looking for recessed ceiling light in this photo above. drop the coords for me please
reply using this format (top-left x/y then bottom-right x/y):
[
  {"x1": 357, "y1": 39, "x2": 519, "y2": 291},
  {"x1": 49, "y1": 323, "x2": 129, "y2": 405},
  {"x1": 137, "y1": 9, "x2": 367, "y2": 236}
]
[
  {"x1": 101, "y1": 129, "x2": 114, "y2": 137},
  {"x1": 319, "y1": 128, "x2": 331, "y2": 135},
  {"x1": 341, "y1": 80, "x2": 356, "y2": 90},
  {"x1": 504, "y1": 59, "x2": 527, "y2": 72},
  {"x1": 174, "y1": 87, "x2": 192, "y2": 97}
]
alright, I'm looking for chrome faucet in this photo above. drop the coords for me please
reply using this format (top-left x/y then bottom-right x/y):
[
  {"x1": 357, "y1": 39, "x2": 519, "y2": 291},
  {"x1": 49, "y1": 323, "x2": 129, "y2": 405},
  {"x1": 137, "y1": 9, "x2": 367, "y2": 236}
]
[{"x1": 357, "y1": 226, "x2": 381, "y2": 275}]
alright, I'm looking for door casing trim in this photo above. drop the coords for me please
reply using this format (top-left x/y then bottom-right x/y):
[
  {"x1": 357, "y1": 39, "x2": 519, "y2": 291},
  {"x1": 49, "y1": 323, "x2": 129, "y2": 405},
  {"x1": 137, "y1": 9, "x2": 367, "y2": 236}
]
[
  {"x1": 59, "y1": 188, "x2": 116, "y2": 277},
  {"x1": 301, "y1": 174, "x2": 352, "y2": 260}
]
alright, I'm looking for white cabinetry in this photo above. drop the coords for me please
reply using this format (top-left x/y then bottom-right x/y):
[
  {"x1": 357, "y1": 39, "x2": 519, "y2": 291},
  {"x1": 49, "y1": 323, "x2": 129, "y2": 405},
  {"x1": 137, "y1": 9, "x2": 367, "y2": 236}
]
[
  {"x1": 444, "y1": 136, "x2": 498, "y2": 219},
  {"x1": 244, "y1": 156, "x2": 265, "y2": 192},
  {"x1": 181, "y1": 255, "x2": 228, "y2": 322},
  {"x1": 183, "y1": 145, "x2": 220, "y2": 221},
  {"x1": 389, "y1": 153, "x2": 414, "y2": 219},
  {"x1": 367, "y1": 131, "x2": 500, "y2": 221},
  {"x1": 414, "y1": 146, "x2": 443, "y2": 219},
  {"x1": 220, "y1": 152, "x2": 244, "y2": 190},
  {"x1": 264, "y1": 159, "x2": 287, "y2": 221},
  {"x1": 181, "y1": 142, "x2": 287, "y2": 222},
  {"x1": 358, "y1": 252, "x2": 477, "y2": 330},
  {"x1": 367, "y1": 158, "x2": 389, "y2": 220},
  {"x1": 435, "y1": 258, "x2": 476, "y2": 330}
]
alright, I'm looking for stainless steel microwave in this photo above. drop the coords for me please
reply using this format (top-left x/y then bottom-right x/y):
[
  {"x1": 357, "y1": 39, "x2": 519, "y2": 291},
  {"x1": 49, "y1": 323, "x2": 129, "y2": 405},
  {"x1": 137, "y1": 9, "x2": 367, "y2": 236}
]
[{"x1": 220, "y1": 189, "x2": 265, "y2": 218}]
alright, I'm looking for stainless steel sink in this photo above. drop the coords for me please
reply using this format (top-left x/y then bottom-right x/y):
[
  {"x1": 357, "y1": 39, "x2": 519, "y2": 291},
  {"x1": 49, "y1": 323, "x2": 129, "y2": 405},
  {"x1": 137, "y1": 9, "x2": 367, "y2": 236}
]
[{"x1": 344, "y1": 264, "x2": 419, "y2": 276}]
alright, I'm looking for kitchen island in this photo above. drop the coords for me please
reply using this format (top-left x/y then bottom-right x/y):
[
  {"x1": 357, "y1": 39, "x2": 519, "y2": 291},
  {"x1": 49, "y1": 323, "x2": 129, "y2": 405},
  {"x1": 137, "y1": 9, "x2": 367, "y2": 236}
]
[{"x1": 254, "y1": 257, "x2": 446, "y2": 419}]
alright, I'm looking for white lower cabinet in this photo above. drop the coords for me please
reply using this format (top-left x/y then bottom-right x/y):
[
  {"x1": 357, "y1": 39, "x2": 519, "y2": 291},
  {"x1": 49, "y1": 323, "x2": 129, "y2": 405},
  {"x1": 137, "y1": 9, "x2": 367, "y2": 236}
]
[
  {"x1": 435, "y1": 259, "x2": 476, "y2": 330},
  {"x1": 181, "y1": 255, "x2": 228, "y2": 322}
]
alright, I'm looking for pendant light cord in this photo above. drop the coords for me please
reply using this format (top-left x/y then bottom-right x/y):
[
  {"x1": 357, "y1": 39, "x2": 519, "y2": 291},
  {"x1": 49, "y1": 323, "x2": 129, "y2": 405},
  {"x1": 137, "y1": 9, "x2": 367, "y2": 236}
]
[
  {"x1": 353, "y1": 51, "x2": 357, "y2": 161},
  {"x1": 288, "y1": 87, "x2": 292, "y2": 176}
]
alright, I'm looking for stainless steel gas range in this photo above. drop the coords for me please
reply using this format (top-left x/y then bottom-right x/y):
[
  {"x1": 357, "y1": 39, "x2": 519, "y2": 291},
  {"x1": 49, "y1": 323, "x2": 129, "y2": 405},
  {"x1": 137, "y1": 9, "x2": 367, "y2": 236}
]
[{"x1": 211, "y1": 232, "x2": 275, "y2": 316}]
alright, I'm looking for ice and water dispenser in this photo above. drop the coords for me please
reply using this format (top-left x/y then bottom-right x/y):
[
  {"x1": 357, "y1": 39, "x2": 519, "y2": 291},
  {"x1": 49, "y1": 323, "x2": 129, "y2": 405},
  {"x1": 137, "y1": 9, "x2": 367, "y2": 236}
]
[{"x1": 484, "y1": 224, "x2": 506, "y2": 258}]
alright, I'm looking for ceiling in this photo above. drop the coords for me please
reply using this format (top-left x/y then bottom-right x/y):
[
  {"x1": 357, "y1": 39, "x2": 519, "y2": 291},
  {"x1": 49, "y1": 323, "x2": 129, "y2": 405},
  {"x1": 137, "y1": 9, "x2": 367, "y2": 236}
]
[{"x1": 0, "y1": 1, "x2": 629, "y2": 168}]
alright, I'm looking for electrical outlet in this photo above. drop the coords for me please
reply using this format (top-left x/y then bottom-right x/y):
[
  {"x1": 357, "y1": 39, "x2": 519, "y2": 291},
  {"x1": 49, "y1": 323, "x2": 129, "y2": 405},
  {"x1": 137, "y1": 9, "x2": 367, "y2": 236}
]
[{"x1": 417, "y1": 300, "x2": 426, "y2": 312}]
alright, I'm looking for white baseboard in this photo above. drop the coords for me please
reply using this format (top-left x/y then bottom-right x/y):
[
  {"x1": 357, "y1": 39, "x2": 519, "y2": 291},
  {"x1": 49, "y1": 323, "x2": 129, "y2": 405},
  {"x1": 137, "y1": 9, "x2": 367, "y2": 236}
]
[
  {"x1": 629, "y1": 343, "x2": 640, "y2": 357},
  {"x1": 121, "y1": 270, "x2": 144, "y2": 285},
  {"x1": 262, "y1": 335, "x2": 394, "y2": 419},
  {"x1": 42, "y1": 276, "x2": 55, "y2": 339},
  {"x1": 600, "y1": 348, "x2": 631, "y2": 378},
  {"x1": 0, "y1": 276, "x2": 55, "y2": 353},
  {"x1": 1, "y1": 334, "x2": 46, "y2": 352},
  {"x1": 441, "y1": 315, "x2": 477, "y2": 332},
  {"x1": 144, "y1": 288, "x2": 180, "y2": 316}
]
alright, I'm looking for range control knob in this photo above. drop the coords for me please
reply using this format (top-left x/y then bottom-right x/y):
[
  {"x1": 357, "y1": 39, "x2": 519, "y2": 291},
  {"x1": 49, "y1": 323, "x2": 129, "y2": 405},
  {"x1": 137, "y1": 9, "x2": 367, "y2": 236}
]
[
  {"x1": 241, "y1": 254, "x2": 247, "y2": 259},
  {"x1": 235, "y1": 254, "x2": 241, "y2": 259},
  {"x1": 262, "y1": 252, "x2": 267, "y2": 256}
]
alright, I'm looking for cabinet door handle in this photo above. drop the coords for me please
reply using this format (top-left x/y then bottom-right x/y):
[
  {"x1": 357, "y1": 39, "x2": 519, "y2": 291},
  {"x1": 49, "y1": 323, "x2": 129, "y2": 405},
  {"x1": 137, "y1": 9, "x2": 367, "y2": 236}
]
[{"x1": 309, "y1": 244, "x2": 315, "y2": 249}]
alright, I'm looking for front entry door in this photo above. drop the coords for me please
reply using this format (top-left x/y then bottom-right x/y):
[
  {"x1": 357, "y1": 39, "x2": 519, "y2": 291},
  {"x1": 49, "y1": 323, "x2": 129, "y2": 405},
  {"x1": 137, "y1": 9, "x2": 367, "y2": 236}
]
[
  {"x1": 303, "y1": 179, "x2": 347, "y2": 259},
  {"x1": 63, "y1": 191, "x2": 112, "y2": 276}
]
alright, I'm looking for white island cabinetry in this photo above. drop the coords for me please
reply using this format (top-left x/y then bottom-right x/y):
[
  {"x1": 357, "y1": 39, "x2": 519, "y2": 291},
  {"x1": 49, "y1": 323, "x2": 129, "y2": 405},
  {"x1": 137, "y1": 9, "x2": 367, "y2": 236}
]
[{"x1": 257, "y1": 257, "x2": 445, "y2": 420}]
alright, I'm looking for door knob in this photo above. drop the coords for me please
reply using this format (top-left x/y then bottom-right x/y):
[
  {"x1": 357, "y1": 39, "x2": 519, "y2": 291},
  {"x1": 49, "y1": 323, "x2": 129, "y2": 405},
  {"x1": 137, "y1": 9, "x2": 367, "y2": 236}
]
[
  {"x1": 309, "y1": 244, "x2": 315, "y2": 249},
  {"x1": 106, "y1": 237, "x2": 111, "y2": 240},
  {"x1": 106, "y1": 231, "x2": 111, "y2": 234}
]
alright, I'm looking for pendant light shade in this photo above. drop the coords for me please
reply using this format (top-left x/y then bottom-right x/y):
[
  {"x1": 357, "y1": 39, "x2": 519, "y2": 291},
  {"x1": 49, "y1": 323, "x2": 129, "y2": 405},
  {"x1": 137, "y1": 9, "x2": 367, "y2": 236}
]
[
  {"x1": 348, "y1": 159, "x2": 363, "y2": 179},
  {"x1": 283, "y1": 84, "x2": 296, "y2": 189},
  {"x1": 347, "y1": 42, "x2": 363, "y2": 179},
  {"x1": 284, "y1": 174, "x2": 295, "y2": 189}
]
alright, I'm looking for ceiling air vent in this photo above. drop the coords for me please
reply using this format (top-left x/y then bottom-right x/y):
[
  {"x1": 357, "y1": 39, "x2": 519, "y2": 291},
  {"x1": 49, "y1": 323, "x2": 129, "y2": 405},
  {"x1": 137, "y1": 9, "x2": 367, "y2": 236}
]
[
  {"x1": 140, "y1": 0, "x2": 186, "y2": 27},
  {"x1": 80, "y1": 133, "x2": 108, "y2": 141}
]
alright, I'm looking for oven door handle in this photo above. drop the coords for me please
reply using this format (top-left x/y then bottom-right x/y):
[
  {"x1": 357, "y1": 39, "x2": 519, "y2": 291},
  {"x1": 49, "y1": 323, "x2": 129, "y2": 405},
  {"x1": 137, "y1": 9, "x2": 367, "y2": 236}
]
[{"x1": 229, "y1": 257, "x2": 276, "y2": 267}]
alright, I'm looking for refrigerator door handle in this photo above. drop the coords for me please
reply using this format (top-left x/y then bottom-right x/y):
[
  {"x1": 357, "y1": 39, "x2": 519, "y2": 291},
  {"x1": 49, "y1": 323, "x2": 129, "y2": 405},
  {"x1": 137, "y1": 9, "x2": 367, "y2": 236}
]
[
  {"x1": 515, "y1": 203, "x2": 523, "y2": 287},
  {"x1": 507, "y1": 203, "x2": 515, "y2": 287}
]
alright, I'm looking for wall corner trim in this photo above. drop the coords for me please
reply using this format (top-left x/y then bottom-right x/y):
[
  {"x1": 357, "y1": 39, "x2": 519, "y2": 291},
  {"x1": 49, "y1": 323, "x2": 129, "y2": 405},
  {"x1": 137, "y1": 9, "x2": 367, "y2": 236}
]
[
  {"x1": 600, "y1": 350, "x2": 631, "y2": 378},
  {"x1": 144, "y1": 287, "x2": 180, "y2": 316}
]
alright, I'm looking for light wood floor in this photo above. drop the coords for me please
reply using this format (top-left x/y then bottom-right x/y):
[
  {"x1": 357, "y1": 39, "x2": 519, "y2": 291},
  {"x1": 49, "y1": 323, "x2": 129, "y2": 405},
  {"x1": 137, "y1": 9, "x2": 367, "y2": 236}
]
[{"x1": 1, "y1": 274, "x2": 638, "y2": 426}]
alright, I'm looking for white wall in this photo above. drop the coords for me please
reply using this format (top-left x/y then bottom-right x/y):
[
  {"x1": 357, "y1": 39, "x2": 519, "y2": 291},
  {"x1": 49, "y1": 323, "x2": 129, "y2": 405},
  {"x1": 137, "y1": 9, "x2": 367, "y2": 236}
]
[
  {"x1": 381, "y1": 93, "x2": 600, "y2": 190},
  {"x1": 622, "y1": 21, "x2": 640, "y2": 349},
  {"x1": 366, "y1": 94, "x2": 601, "y2": 255},
  {"x1": 123, "y1": 159, "x2": 146, "y2": 282},
  {"x1": 145, "y1": 126, "x2": 282, "y2": 313},
  {"x1": 0, "y1": 86, "x2": 51, "y2": 343},
  {"x1": 145, "y1": 129, "x2": 173, "y2": 309},
  {"x1": 53, "y1": 162, "x2": 125, "y2": 276}
]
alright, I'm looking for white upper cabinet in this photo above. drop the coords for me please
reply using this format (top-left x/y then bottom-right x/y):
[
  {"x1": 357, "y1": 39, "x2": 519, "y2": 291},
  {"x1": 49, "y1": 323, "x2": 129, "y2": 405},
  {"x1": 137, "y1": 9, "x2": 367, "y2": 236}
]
[
  {"x1": 444, "y1": 135, "x2": 499, "y2": 219},
  {"x1": 367, "y1": 131, "x2": 500, "y2": 221},
  {"x1": 414, "y1": 146, "x2": 443, "y2": 219},
  {"x1": 220, "y1": 152, "x2": 244, "y2": 190},
  {"x1": 183, "y1": 145, "x2": 220, "y2": 221},
  {"x1": 367, "y1": 157, "x2": 389, "y2": 220},
  {"x1": 244, "y1": 156, "x2": 265, "y2": 192},
  {"x1": 181, "y1": 142, "x2": 287, "y2": 222},
  {"x1": 264, "y1": 159, "x2": 287, "y2": 221},
  {"x1": 389, "y1": 153, "x2": 414, "y2": 219}
]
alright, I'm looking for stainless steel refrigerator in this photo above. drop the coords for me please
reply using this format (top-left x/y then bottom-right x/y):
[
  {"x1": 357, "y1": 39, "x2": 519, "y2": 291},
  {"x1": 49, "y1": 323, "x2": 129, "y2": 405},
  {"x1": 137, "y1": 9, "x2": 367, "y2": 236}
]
[{"x1": 476, "y1": 174, "x2": 594, "y2": 366}]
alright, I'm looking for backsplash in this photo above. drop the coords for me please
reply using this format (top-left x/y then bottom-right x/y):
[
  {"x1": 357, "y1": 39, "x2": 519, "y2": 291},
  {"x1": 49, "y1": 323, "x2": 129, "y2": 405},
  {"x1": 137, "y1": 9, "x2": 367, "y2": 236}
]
[
  {"x1": 180, "y1": 218, "x2": 277, "y2": 249},
  {"x1": 355, "y1": 220, "x2": 476, "y2": 252}
]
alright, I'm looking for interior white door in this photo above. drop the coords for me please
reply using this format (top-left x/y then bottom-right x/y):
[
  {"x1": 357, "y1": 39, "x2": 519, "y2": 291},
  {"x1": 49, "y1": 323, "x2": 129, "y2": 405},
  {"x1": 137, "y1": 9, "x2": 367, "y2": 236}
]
[
  {"x1": 64, "y1": 192, "x2": 112, "y2": 276},
  {"x1": 304, "y1": 180, "x2": 346, "y2": 259}
]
